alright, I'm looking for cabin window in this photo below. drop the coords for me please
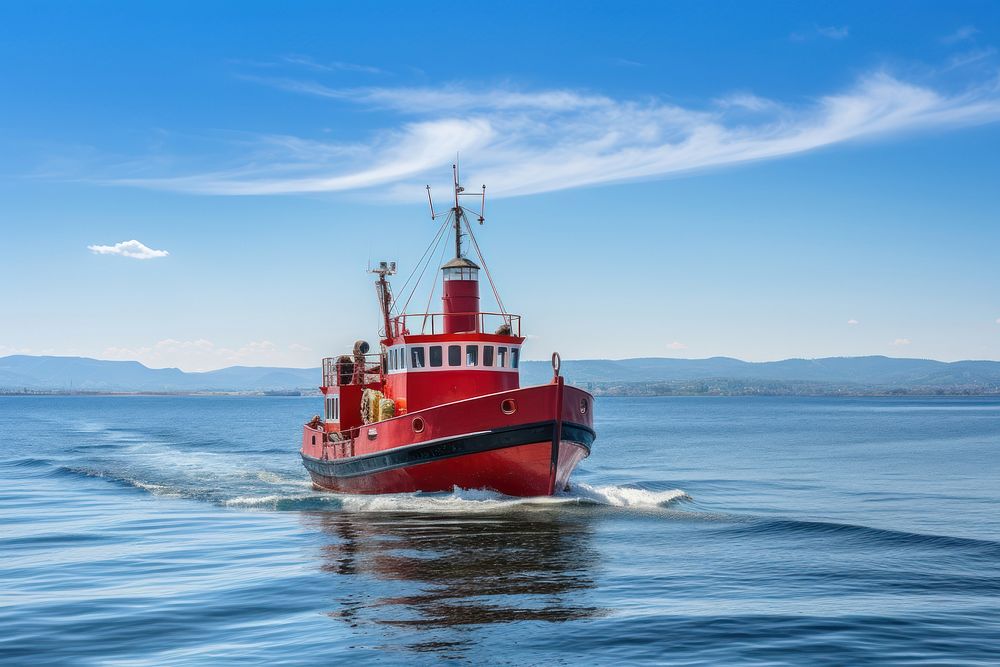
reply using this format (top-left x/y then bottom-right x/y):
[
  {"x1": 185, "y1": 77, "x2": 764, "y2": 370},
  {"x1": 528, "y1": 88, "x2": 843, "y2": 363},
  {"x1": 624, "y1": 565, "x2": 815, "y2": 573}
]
[
  {"x1": 429, "y1": 345, "x2": 443, "y2": 367},
  {"x1": 334, "y1": 396, "x2": 340, "y2": 420},
  {"x1": 444, "y1": 267, "x2": 479, "y2": 281},
  {"x1": 448, "y1": 345, "x2": 461, "y2": 366},
  {"x1": 411, "y1": 347, "x2": 425, "y2": 368},
  {"x1": 483, "y1": 345, "x2": 494, "y2": 367},
  {"x1": 497, "y1": 346, "x2": 507, "y2": 368},
  {"x1": 511, "y1": 348, "x2": 519, "y2": 368},
  {"x1": 466, "y1": 345, "x2": 478, "y2": 367}
]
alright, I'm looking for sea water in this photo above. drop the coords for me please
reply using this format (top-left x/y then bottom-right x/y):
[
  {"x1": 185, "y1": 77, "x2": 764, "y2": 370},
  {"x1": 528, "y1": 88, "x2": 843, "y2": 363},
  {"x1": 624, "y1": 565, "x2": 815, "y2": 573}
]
[{"x1": 1, "y1": 396, "x2": 999, "y2": 664}]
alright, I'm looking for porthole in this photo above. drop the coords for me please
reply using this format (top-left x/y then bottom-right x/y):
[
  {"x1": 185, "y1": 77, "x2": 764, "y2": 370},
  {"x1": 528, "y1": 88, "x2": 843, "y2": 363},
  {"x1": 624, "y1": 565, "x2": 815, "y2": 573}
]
[
  {"x1": 501, "y1": 398, "x2": 517, "y2": 415},
  {"x1": 412, "y1": 416, "x2": 425, "y2": 433},
  {"x1": 579, "y1": 398, "x2": 589, "y2": 415}
]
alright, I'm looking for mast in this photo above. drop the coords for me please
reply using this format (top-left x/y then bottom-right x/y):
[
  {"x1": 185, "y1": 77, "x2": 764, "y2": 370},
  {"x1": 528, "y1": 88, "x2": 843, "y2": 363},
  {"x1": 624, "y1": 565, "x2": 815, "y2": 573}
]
[
  {"x1": 421, "y1": 164, "x2": 495, "y2": 333},
  {"x1": 452, "y1": 163, "x2": 464, "y2": 259},
  {"x1": 371, "y1": 261, "x2": 397, "y2": 338},
  {"x1": 426, "y1": 161, "x2": 486, "y2": 260}
]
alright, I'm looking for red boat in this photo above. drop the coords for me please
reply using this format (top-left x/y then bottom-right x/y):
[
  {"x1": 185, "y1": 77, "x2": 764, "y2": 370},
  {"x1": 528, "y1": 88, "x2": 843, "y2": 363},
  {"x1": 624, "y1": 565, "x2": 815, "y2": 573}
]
[{"x1": 300, "y1": 167, "x2": 595, "y2": 496}]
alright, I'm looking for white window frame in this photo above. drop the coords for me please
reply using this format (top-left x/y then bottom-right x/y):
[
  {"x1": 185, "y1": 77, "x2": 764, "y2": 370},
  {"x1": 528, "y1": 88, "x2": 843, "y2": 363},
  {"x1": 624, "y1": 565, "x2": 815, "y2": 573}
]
[{"x1": 385, "y1": 343, "x2": 520, "y2": 373}]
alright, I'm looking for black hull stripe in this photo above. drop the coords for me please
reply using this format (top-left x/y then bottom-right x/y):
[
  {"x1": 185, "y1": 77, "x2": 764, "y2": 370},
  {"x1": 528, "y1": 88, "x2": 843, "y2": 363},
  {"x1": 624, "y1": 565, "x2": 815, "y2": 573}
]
[
  {"x1": 303, "y1": 420, "x2": 595, "y2": 480},
  {"x1": 561, "y1": 423, "x2": 594, "y2": 449}
]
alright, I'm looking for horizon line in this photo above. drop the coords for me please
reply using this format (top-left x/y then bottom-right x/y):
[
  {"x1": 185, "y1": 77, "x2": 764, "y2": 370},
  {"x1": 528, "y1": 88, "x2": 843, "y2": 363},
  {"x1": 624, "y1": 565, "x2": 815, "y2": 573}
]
[{"x1": 4, "y1": 352, "x2": 1000, "y2": 374}]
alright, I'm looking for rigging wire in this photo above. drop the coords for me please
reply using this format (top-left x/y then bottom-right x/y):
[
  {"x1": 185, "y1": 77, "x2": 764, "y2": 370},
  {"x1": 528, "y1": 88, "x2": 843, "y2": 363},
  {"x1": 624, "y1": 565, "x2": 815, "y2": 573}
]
[
  {"x1": 392, "y1": 213, "x2": 450, "y2": 315},
  {"x1": 462, "y1": 211, "x2": 507, "y2": 315},
  {"x1": 420, "y1": 225, "x2": 453, "y2": 334},
  {"x1": 394, "y1": 213, "x2": 451, "y2": 317}
]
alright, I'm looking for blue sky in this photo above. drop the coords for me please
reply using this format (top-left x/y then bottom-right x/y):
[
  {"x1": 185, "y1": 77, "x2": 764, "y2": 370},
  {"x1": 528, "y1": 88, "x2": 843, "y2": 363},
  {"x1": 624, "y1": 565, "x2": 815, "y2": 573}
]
[{"x1": 1, "y1": 1, "x2": 999, "y2": 370}]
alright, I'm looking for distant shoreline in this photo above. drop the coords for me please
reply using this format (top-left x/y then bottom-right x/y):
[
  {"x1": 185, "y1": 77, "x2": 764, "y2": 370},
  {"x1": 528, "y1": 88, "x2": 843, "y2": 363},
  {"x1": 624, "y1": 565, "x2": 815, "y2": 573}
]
[
  {"x1": 3, "y1": 389, "x2": 999, "y2": 398},
  {"x1": 4, "y1": 354, "x2": 1000, "y2": 397},
  {"x1": 0, "y1": 390, "x2": 312, "y2": 397}
]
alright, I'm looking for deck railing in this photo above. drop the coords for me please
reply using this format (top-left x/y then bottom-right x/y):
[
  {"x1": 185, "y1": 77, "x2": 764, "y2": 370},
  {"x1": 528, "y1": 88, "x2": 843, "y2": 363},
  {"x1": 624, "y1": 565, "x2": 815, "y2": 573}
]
[
  {"x1": 391, "y1": 312, "x2": 521, "y2": 337},
  {"x1": 321, "y1": 353, "x2": 385, "y2": 387}
]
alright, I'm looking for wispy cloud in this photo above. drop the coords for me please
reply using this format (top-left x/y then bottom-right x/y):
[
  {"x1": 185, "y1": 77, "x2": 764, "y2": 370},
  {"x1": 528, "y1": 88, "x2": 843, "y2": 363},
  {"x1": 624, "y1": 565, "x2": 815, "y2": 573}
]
[
  {"x1": 713, "y1": 92, "x2": 780, "y2": 112},
  {"x1": 610, "y1": 57, "x2": 644, "y2": 68},
  {"x1": 847, "y1": 319, "x2": 859, "y2": 325},
  {"x1": 238, "y1": 76, "x2": 613, "y2": 112},
  {"x1": 944, "y1": 47, "x2": 997, "y2": 71},
  {"x1": 228, "y1": 54, "x2": 384, "y2": 75},
  {"x1": 281, "y1": 54, "x2": 383, "y2": 75},
  {"x1": 106, "y1": 71, "x2": 1000, "y2": 199},
  {"x1": 791, "y1": 25, "x2": 849, "y2": 42},
  {"x1": 88, "y1": 239, "x2": 169, "y2": 259},
  {"x1": 666, "y1": 341, "x2": 687, "y2": 350},
  {"x1": 942, "y1": 25, "x2": 979, "y2": 45},
  {"x1": 892, "y1": 338, "x2": 912, "y2": 346}
]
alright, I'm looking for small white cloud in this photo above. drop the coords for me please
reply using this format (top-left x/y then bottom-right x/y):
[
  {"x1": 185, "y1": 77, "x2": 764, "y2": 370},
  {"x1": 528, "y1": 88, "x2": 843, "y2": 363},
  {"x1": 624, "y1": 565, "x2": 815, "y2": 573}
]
[
  {"x1": 288, "y1": 343, "x2": 313, "y2": 352},
  {"x1": 817, "y1": 25, "x2": 850, "y2": 39},
  {"x1": 792, "y1": 25, "x2": 849, "y2": 41},
  {"x1": 666, "y1": 341, "x2": 687, "y2": 350},
  {"x1": 892, "y1": 338, "x2": 912, "y2": 346},
  {"x1": 942, "y1": 25, "x2": 978, "y2": 44},
  {"x1": 88, "y1": 239, "x2": 168, "y2": 260},
  {"x1": 995, "y1": 318, "x2": 1000, "y2": 325},
  {"x1": 847, "y1": 319, "x2": 859, "y2": 325}
]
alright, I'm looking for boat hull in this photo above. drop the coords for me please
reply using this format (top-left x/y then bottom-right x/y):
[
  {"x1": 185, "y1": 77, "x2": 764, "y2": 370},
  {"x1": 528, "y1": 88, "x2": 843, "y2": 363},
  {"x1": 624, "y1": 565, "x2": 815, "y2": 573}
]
[{"x1": 301, "y1": 381, "x2": 594, "y2": 496}]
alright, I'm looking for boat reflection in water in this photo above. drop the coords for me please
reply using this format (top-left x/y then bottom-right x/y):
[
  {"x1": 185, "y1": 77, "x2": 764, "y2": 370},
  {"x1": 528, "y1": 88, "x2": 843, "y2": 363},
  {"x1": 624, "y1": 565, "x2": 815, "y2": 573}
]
[{"x1": 301, "y1": 507, "x2": 604, "y2": 657}]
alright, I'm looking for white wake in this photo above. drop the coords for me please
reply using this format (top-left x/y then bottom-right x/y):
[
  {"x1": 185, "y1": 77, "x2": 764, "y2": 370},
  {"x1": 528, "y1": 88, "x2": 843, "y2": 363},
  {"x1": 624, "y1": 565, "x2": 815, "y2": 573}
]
[{"x1": 220, "y1": 482, "x2": 689, "y2": 513}]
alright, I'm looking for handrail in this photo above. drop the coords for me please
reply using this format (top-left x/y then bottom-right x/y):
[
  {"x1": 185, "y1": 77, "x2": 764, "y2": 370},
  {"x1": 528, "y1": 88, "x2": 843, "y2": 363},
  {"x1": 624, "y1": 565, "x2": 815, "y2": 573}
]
[
  {"x1": 321, "y1": 353, "x2": 384, "y2": 387},
  {"x1": 391, "y1": 312, "x2": 521, "y2": 337}
]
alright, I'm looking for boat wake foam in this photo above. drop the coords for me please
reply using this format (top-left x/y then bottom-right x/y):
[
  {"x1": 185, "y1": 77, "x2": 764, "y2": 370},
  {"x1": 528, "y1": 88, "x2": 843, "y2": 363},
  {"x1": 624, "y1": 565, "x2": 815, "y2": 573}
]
[
  {"x1": 221, "y1": 482, "x2": 690, "y2": 513},
  {"x1": 54, "y1": 441, "x2": 689, "y2": 514},
  {"x1": 569, "y1": 483, "x2": 691, "y2": 508}
]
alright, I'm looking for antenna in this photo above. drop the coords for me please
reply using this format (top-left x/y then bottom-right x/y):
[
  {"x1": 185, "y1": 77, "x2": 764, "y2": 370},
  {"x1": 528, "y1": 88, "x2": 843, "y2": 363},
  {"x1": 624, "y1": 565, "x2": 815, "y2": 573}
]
[
  {"x1": 478, "y1": 184, "x2": 486, "y2": 224},
  {"x1": 425, "y1": 162, "x2": 489, "y2": 258},
  {"x1": 370, "y1": 261, "x2": 397, "y2": 338},
  {"x1": 425, "y1": 185, "x2": 438, "y2": 219},
  {"x1": 370, "y1": 260, "x2": 397, "y2": 277}
]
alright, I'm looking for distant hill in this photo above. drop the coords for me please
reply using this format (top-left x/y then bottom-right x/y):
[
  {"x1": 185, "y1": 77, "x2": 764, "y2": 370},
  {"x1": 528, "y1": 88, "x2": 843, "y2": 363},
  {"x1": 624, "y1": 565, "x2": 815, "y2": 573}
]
[
  {"x1": 0, "y1": 355, "x2": 318, "y2": 392},
  {"x1": 3, "y1": 354, "x2": 1000, "y2": 395},
  {"x1": 519, "y1": 356, "x2": 1000, "y2": 394}
]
